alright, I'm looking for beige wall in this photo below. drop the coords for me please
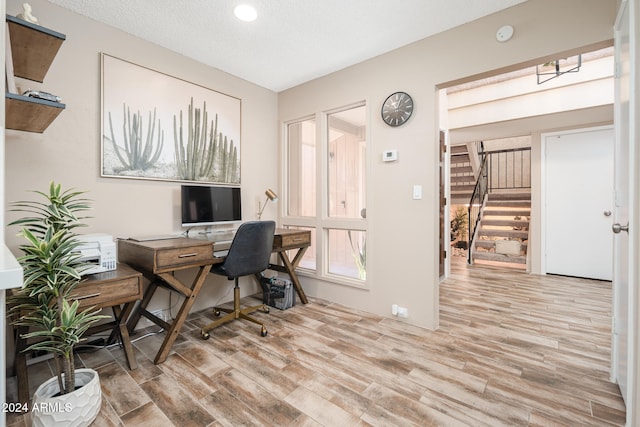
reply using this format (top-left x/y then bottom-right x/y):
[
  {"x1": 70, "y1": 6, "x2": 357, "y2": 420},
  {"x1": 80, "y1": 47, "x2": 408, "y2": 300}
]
[
  {"x1": 278, "y1": 0, "x2": 617, "y2": 329},
  {"x1": 4, "y1": 0, "x2": 279, "y2": 318}
]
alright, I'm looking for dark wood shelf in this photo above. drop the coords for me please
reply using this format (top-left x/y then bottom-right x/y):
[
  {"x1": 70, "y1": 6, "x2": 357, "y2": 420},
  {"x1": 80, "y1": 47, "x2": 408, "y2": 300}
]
[
  {"x1": 6, "y1": 15, "x2": 65, "y2": 82},
  {"x1": 5, "y1": 93, "x2": 65, "y2": 133}
]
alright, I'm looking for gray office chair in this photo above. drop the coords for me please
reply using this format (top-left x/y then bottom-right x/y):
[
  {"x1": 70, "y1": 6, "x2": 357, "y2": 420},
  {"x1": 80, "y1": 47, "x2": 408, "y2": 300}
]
[{"x1": 201, "y1": 220, "x2": 275, "y2": 339}]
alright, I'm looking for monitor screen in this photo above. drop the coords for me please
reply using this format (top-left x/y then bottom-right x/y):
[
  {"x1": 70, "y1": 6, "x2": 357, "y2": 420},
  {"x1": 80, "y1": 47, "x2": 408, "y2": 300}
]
[{"x1": 181, "y1": 185, "x2": 242, "y2": 227}]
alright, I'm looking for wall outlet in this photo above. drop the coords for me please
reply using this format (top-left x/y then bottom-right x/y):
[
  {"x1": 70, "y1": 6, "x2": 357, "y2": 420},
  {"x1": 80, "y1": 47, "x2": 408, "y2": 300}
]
[
  {"x1": 392, "y1": 304, "x2": 408, "y2": 318},
  {"x1": 391, "y1": 304, "x2": 398, "y2": 315}
]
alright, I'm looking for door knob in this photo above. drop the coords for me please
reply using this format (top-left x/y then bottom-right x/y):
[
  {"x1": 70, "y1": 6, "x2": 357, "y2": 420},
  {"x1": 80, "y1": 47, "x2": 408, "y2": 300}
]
[{"x1": 612, "y1": 222, "x2": 629, "y2": 234}]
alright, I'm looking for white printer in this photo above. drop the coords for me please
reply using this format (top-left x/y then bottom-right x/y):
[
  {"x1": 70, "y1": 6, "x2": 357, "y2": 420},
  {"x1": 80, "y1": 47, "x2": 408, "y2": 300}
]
[{"x1": 75, "y1": 233, "x2": 117, "y2": 275}]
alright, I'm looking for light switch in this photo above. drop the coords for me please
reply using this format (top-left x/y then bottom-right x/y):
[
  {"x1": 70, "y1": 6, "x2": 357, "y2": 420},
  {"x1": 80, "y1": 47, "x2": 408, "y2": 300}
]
[{"x1": 413, "y1": 185, "x2": 422, "y2": 200}]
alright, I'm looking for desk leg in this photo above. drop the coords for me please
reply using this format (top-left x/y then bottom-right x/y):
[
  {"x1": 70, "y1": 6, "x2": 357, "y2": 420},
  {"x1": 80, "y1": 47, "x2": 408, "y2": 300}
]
[
  {"x1": 153, "y1": 265, "x2": 211, "y2": 364},
  {"x1": 277, "y1": 247, "x2": 309, "y2": 304},
  {"x1": 108, "y1": 303, "x2": 138, "y2": 370},
  {"x1": 126, "y1": 280, "x2": 160, "y2": 333}
]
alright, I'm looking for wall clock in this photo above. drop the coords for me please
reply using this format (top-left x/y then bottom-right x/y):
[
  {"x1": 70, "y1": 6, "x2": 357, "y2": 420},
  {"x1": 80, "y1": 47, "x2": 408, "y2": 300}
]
[{"x1": 381, "y1": 91, "x2": 413, "y2": 127}]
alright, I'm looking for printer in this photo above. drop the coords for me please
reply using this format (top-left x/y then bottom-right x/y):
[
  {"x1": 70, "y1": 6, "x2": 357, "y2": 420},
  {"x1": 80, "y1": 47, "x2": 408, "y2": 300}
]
[{"x1": 75, "y1": 233, "x2": 117, "y2": 275}]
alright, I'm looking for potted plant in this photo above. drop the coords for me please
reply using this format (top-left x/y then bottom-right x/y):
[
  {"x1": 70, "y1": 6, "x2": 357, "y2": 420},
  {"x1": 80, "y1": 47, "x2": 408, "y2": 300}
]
[
  {"x1": 8, "y1": 182, "x2": 107, "y2": 427},
  {"x1": 450, "y1": 206, "x2": 468, "y2": 250}
]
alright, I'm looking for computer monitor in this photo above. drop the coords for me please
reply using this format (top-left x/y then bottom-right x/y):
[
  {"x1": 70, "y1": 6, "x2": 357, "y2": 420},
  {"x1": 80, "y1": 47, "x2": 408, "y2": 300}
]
[{"x1": 181, "y1": 185, "x2": 242, "y2": 227}]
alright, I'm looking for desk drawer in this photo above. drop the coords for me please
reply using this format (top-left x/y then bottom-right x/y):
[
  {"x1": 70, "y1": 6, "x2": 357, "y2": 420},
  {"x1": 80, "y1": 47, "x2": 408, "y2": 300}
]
[
  {"x1": 71, "y1": 276, "x2": 142, "y2": 309},
  {"x1": 274, "y1": 231, "x2": 311, "y2": 249},
  {"x1": 155, "y1": 244, "x2": 214, "y2": 269}
]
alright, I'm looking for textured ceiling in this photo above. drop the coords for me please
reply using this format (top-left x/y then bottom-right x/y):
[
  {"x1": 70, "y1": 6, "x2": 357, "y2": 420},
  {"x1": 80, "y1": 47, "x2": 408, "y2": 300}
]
[{"x1": 47, "y1": 0, "x2": 526, "y2": 92}]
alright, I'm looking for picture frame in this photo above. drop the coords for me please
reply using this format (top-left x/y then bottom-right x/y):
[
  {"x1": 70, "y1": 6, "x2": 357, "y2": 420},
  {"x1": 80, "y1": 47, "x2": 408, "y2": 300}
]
[{"x1": 100, "y1": 53, "x2": 241, "y2": 184}]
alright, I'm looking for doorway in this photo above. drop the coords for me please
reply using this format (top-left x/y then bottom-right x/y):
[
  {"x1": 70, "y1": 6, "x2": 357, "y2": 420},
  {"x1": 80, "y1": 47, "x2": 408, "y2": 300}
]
[{"x1": 442, "y1": 45, "x2": 614, "y2": 275}]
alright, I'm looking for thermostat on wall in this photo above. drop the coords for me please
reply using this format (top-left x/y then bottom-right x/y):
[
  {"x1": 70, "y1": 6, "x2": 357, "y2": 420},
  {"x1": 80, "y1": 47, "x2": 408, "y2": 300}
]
[{"x1": 382, "y1": 149, "x2": 398, "y2": 162}]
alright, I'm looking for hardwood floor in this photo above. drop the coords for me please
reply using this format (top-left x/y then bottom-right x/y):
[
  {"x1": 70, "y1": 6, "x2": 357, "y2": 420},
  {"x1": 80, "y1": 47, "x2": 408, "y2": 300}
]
[{"x1": 7, "y1": 259, "x2": 626, "y2": 426}]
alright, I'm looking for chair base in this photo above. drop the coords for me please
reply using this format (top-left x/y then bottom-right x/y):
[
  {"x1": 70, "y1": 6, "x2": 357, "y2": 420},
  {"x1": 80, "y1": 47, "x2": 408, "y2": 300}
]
[{"x1": 200, "y1": 282, "x2": 269, "y2": 339}]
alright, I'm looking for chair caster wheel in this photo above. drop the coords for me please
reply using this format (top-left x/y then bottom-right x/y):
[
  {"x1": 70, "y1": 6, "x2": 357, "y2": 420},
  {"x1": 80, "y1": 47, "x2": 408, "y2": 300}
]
[
  {"x1": 260, "y1": 327, "x2": 268, "y2": 337},
  {"x1": 201, "y1": 331, "x2": 210, "y2": 340},
  {"x1": 263, "y1": 306, "x2": 270, "y2": 313}
]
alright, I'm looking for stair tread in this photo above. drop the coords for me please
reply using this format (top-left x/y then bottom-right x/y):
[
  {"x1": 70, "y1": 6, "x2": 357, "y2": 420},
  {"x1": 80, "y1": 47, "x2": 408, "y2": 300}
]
[
  {"x1": 451, "y1": 153, "x2": 471, "y2": 163},
  {"x1": 451, "y1": 145, "x2": 468, "y2": 154}
]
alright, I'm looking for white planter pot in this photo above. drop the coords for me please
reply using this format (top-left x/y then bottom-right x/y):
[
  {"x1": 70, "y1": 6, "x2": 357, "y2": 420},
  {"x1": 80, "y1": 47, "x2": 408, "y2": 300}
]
[{"x1": 31, "y1": 368, "x2": 101, "y2": 427}]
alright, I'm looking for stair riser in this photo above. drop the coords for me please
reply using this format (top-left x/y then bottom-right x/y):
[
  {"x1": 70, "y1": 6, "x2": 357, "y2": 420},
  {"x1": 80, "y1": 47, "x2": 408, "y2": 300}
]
[
  {"x1": 487, "y1": 193, "x2": 531, "y2": 201},
  {"x1": 480, "y1": 220, "x2": 529, "y2": 228},
  {"x1": 485, "y1": 200, "x2": 531, "y2": 208},
  {"x1": 483, "y1": 209, "x2": 531, "y2": 217},
  {"x1": 477, "y1": 229, "x2": 529, "y2": 239},
  {"x1": 472, "y1": 252, "x2": 527, "y2": 264},
  {"x1": 475, "y1": 240, "x2": 528, "y2": 250}
]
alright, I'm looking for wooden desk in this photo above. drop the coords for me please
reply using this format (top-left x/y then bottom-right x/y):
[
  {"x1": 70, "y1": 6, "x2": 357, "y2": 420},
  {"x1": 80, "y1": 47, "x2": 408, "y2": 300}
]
[
  {"x1": 118, "y1": 228, "x2": 311, "y2": 364},
  {"x1": 13, "y1": 263, "x2": 142, "y2": 404},
  {"x1": 119, "y1": 237, "x2": 222, "y2": 365}
]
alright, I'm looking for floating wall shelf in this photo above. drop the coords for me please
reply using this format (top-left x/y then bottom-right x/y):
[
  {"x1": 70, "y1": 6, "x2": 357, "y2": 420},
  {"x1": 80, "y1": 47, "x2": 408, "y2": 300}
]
[{"x1": 5, "y1": 15, "x2": 66, "y2": 133}]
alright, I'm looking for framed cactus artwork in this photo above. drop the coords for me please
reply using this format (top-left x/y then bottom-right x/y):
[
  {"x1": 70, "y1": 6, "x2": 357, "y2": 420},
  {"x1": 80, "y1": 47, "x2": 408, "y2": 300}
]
[{"x1": 100, "y1": 53, "x2": 241, "y2": 184}]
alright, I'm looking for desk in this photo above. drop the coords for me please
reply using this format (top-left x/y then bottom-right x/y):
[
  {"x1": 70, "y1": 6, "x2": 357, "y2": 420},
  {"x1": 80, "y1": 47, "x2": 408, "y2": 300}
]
[
  {"x1": 118, "y1": 228, "x2": 310, "y2": 364},
  {"x1": 13, "y1": 263, "x2": 142, "y2": 404},
  {"x1": 119, "y1": 237, "x2": 220, "y2": 365}
]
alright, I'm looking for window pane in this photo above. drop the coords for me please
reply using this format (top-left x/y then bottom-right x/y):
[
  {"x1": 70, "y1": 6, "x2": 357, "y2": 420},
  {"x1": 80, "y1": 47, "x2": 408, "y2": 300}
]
[
  {"x1": 328, "y1": 106, "x2": 366, "y2": 219},
  {"x1": 328, "y1": 228, "x2": 366, "y2": 280},
  {"x1": 286, "y1": 119, "x2": 316, "y2": 216}
]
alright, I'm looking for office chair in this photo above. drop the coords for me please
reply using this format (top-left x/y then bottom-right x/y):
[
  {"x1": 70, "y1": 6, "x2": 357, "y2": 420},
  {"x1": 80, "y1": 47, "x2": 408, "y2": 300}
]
[{"x1": 201, "y1": 220, "x2": 275, "y2": 339}]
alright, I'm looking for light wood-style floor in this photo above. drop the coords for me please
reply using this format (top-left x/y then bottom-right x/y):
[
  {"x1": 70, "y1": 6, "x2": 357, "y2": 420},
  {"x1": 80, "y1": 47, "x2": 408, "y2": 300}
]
[{"x1": 7, "y1": 259, "x2": 626, "y2": 426}]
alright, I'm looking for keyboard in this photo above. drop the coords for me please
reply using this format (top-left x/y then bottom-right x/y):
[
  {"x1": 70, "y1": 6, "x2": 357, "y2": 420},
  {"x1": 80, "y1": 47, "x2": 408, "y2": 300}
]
[
  {"x1": 192, "y1": 230, "x2": 236, "y2": 243},
  {"x1": 211, "y1": 232, "x2": 236, "y2": 242},
  {"x1": 129, "y1": 234, "x2": 181, "y2": 242}
]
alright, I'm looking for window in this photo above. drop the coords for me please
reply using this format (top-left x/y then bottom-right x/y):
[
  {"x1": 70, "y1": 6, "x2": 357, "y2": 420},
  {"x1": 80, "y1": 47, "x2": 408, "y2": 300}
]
[
  {"x1": 286, "y1": 118, "x2": 316, "y2": 217},
  {"x1": 284, "y1": 103, "x2": 367, "y2": 283},
  {"x1": 327, "y1": 107, "x2": 366, "y2": 220},
  {"x1": 328, "y1": 228, "x2": 366, "y2": 280}
]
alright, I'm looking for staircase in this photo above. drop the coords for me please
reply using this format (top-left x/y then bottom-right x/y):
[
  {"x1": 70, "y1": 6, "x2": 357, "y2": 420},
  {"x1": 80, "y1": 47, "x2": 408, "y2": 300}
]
[
  {"x1": 471, "y1": 191, "x2": 530, "y2": 267},
  {"x1": 450, "y1": 145, "x2": 476, "y2": 202}
]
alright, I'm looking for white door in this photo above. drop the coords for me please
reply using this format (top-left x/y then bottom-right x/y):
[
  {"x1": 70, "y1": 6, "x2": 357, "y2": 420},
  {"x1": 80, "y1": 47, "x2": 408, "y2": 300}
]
[
  {"x1": 544, "y1": 127, "x2": 614, "y2": 281},
  {"x1": 612, "y1": 0, "x2": 633, "y2": 412}
]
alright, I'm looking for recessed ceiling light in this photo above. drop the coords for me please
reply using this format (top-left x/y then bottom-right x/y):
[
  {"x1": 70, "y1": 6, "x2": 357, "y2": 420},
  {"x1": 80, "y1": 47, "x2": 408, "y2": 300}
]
[{"x1": 234, "y1": 4, "x2": 257, "y2": 22}]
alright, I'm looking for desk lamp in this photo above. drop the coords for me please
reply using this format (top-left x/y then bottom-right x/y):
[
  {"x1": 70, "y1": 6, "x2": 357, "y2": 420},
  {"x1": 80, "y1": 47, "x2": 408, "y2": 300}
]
[{"x1": 257, "y1": 189, "x2": 278, "y2": 219}]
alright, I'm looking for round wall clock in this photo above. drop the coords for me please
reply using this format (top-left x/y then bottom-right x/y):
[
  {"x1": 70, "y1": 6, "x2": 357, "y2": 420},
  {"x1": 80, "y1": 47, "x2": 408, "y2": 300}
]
[{"x1": 381, "y1": 91, "x2": 414, "y2": 127}]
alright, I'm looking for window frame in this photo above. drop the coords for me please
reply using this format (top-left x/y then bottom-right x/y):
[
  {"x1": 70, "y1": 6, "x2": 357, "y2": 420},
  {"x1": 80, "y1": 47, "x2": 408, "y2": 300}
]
[{"x1": 282, "y1": 101, "x2": 369, "y2": 287}]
